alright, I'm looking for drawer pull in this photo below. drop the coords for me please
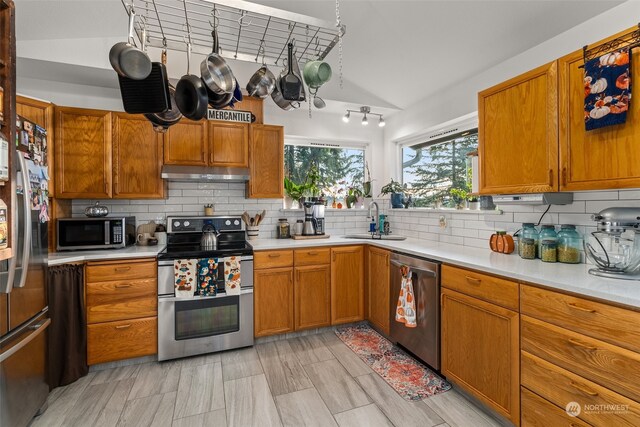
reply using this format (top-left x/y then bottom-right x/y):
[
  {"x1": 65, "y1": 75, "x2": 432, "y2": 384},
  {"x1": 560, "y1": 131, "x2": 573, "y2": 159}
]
[
  {"x1": 268, "y1": 253, "x2": 281, "y2": 258},
  {"x1": 465, "y1": 276, "x2": 482, "y2": 285},
  {"x1": 569, "y1": 381, "x2": 599, "y2": 397},
  {"x1": 115, "y1": 284, "x2": 132, "y2": 289},
  {"x1": 115, "y1": 324, "x2": 131, "y2": 330},
  {"x1": 115, "y1": 266, "x2": 131, "y2": 272},
  {"x1": 567, "y1": 302, "x2": 596, "y2": 313},
  {"x1": 568, "y1": 338, "x2": 597, "y2": 351},
  {"x1": 307, "y1": 251, "x2": 318, "y2": 255}
]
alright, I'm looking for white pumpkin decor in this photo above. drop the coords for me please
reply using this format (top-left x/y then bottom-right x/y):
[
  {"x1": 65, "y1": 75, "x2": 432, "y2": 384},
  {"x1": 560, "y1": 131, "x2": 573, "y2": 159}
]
[
  {"x1": 590, "y1": 78, "x2": 608, "y2": 94},
  {"x1": 590, "y1": 105, "x2": 610, "y2": 120}
]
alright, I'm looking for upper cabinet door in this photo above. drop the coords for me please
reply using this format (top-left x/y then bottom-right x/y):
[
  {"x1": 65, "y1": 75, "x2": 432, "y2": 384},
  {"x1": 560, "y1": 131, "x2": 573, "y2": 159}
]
[
  {"x1": 225, "y1": 97, "x2": 264, "y2": 124},
  {"x1": 163, "y1": 120, "x2": 208, "y2": 166},
  {"x1": 55, "y1": 107, "x2": 112, "y2": 199},
  {"x1": 248, "y1": 124, "x2": 284, "y2": 198},
  {"x1": 112, "y1": 113, "x2": 165, "y2": 199},
  {"x1": 209, "y1": 121, "x2": 249, "y2": 167},
  {"x1": 559, "y1": 32, "x2": 640, "y2": 191},
  {"x1": 478, "y1": 61, "x2": 558, "y2": 194}
]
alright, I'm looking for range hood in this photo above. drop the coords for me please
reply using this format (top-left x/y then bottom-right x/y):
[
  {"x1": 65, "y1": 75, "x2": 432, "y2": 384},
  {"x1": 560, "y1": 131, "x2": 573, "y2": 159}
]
[
  {"x1": 161, "y1": 165, "x2": 250, "y2": 182},
  {"x1": 492, "y1": 192, "x2": 573, "y2": 205}
]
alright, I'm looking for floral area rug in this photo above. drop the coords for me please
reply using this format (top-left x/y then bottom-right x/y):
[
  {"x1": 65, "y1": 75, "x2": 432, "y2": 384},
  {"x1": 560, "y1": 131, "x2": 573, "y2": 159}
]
[{"x1": 335, "y1": 324, "x2": 451, "y2": 401}]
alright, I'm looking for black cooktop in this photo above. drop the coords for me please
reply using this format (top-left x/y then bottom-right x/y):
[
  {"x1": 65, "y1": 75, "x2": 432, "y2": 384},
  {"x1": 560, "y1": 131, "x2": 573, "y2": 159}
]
[{"x1": 157, "y1": 241, "x2": 253, "y2": 260}]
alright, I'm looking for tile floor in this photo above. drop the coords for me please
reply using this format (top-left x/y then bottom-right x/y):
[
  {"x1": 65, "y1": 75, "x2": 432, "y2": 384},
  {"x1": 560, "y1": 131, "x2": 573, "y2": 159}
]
[{"x1": 31, "y1": 331, "x2": 504, "y2": 427}]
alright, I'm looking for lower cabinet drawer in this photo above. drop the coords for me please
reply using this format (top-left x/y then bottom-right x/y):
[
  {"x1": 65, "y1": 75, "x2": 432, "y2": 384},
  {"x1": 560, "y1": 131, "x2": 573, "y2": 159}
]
[
  {"x1": 294, "y1": 248, "x2": 330, "y2": 266},
  {"x1": 521, "y1": 387, "x2": 592, "y2": 427},
  {"x1": 87, "y1": 317, "x2": 157, "y2": 365},
  {"x1": 522, "y1": 351, "x2": 640, "y2": 427},
  {"x1": 521, "y1": 315, "x2": 640, "y2": 403},
  {"x1": 86, "y1": 278, "x2": 157, "y2": 323},
  {"x1": 254, "y1": 250, "x2": 294, "y2": 269}
]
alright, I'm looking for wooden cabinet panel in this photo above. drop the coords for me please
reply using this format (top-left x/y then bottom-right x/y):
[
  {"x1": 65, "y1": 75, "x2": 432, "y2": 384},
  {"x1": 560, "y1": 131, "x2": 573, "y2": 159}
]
[
  {"x1": 521, "y1": 387, "x2": 591, "y2": 427},
  {"x1": 225, "y1": 96, "x2": 263, "y2": 124},
  {"x1": 86, "y1": 278, "x2": 157, "y2": 324},
  {"x1": 522, "y1": 351, "x2": 640, "y2": 427},
  {"x1": 521, "y1": 315, "x2": 640, "y2": 403},
  {"x1": 441, "y1": 264, "x2": 519, "y2": 310},
  {"x1": 441, "y1": 288, "x2": 519, "y2": 425},
  {"x1": 294, "y1": 248, "x2": 330, "y2": 266},
  {"x1": 367, "y1": 246, "x2": 390, "y2": 335},
  {"x1": 559, "y1": 28, "x2": 640, "y2": 191},
  {"x1": 478, "y1": 61, "x2": 558, "y2": 194},
  {"x1": 163, "y1": 120, "x2": 208, "y2": 166},
  {"x1": 55, "y1": 107, "x2": 112, "y2": 198},
  {"x1": 87, "y1": 316, "x2": 157, "y2": 365},
  {"x1": 330, "y1": 246, "x2": 364, "y2": 325},
  {"x1": 521, "y1": 284, "x2": 640, "y2": 353},
  {"x1": 295, "y1": 265, "x2": 331, "y2": 330},
  {"x1": 208, "y1": 121, "x2": 249, "y2": 167},
  {"x1": 248, "y1": 124, "x2": 284, "y2": 198},
  {"x1": 112, "y1": 113, "x2": 165, "y2": 199},
  {"x1": 254, "y1": 250, "x2": 294, "y2": 269},
  {"x1": 254, "y1": 267, "x2": 294, "y2": 337},
  {"x1": 86, "y1": 259, "x2": 157, "y2": 283}
]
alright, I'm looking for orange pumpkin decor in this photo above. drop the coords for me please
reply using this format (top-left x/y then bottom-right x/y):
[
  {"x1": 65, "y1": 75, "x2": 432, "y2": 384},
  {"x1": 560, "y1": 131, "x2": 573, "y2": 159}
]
[{"x1": 489, "y1": 231, "x2": 515, "y2": 254}]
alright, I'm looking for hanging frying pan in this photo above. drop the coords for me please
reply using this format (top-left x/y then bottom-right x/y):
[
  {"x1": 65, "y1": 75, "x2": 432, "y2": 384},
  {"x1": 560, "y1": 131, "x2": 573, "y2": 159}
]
[
  {"x1": 144, "y1": 51, "x2": 182, "y2": 132},
  {"x1": 201, "y1": 30, "x2": 236, "y2": 95},
  {"x1": 109, "y1": 8, "x2": 152, "y2": 80},
  {"x1": 175, "y1": 43, "x2": 209, "y2": 121}
]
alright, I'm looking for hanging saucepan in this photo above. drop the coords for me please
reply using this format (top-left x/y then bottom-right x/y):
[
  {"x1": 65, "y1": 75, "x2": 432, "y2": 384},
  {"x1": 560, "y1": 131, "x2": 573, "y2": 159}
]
[
  {"x1": 175, "y1": 43, "x2": 209, "y2": 121},
  {"x1": 109, "y1": 8, "x2": 152, "y2": 80},
  {"x1": 144, "y1": 50, "x2": 182, "y2": 132},
  {"x1": 280, "y1": 43, "x2": 303, "y2": 101},
  {"x1": 201, "y1": 30, "x2": 236, "y2": 95},
  {"x1": 227, "y1": 78, "x2": 243, "y2": 109},
  {"x1": 207, "y1": 86, "x2": 234, "y2": 109},
  {"x1": 271, "y1": 68, "x2": 300, "y2": 111},
  {"x1": 247, "y1": 65, "x2": 276, "y2": 99}
]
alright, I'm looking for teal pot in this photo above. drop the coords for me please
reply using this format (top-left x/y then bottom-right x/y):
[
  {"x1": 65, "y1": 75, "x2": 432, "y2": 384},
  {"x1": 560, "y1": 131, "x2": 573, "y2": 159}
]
[{"x1": 390, "y1": 193, "x2": 404, "y2": 208}]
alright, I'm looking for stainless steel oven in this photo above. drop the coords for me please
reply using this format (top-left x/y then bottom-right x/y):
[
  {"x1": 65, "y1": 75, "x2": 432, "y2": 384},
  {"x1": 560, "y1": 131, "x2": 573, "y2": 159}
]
[
  {"x1": 56, "y1": 216, "x2": 136, "y2": 251},
  {"x1": 157, "y1": 256, "x2": 253, "y2": 361}
]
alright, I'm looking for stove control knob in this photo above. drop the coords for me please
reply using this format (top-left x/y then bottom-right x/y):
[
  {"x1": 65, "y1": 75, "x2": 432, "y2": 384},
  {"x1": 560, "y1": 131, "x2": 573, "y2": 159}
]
[
  {"x1": 184, "y1": 221, "x2": 191, "y2": 227},
  {"x1": 225, "y1": 220, "x2": 232, "y2": 226},
  {"x1": 173, "y1": 221, "x2": 180, "y2": 228},
  {"x1": 234, "y1": 220, "x2": 240, "y2": 226}
]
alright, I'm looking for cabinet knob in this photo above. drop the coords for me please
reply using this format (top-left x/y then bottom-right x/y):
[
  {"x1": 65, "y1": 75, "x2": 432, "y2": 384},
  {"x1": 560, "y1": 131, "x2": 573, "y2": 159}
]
[
  {"x1": 568, "y1": 338, "x2": 597, "y2": 351},
  {"x1": 562, "y1": 167, "x2": 567, "y2": 186},
  {"x1": 569, "y1": 380, "x2": 599, "y2": 397}
]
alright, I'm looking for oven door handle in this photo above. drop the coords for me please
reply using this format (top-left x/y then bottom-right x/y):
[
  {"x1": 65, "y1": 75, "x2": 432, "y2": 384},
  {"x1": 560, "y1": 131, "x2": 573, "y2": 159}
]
[
  {"x1": 158, "y1": 255, "x2": 254, "y2": 267},
  {"x1": 158, "y1": 289, "x2": 253, "y2": 302},
  {"x1": 390, "y1": 260, "x2": 437, "y2": 278}
]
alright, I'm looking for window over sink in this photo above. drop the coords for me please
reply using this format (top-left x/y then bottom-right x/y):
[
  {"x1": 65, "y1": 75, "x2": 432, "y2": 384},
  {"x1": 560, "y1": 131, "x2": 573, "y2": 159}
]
[{"x1": 401, "y1": 129, "x2": 478, "y2": 208}]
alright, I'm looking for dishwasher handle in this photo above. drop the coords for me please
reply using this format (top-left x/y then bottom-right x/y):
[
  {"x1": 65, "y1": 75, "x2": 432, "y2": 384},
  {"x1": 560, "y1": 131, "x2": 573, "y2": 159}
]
[{"x1": 390, "y1": 259, "x2": 437, "y2": 278}]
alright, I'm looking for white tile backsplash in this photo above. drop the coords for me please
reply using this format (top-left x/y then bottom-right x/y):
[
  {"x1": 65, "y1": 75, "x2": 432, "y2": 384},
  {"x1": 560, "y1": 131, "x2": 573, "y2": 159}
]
[{"x1": 71, "y1": 185, "x2": 640, "y2": 244}]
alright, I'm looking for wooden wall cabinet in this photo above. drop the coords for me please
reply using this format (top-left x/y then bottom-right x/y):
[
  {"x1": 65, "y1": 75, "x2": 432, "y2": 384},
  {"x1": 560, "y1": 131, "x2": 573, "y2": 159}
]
[
  {"x1": 112, "y1": 113, "x2": 165, "y2": 198},
  {"x1": 478, "y1": 61, "x2": 558, "y2": 195},
  {"x1": 330, "y1": 246, "x2": 364, "y2": 325},
  {"x1": 441, "y1": 266, "x2": 520, "y2": 425},
  {"x1": 208, "y1": 121, "x2": 249, "y2": 167},
  {"x1": 254, "y1": 264, "x2": 294, "y2": 338},
  {"x1": 55, "y1": 107, "x2": 112, "y2": 199},
  {"x1": 248, "y1": 124, "x2": 284, "y2": 198},
  {"x1": 163, "y1": 120, "x2": 208, "y2": 166},
  {"x1": 85, "y1": 258, "x2": 157, "y2": 365},
  {"x1": 559, "y1": 29, "x2": 640, "y2": 191},
  {"x1": 367, "y1": 246, "x2": 390, "y2": 335}
]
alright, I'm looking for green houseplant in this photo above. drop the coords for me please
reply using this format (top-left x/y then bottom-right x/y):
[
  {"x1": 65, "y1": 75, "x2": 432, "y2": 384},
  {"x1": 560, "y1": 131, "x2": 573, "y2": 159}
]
[
  {"x1": 363, "y1": 161, "x2": 374, "y2": 198},
  {"x1": 346, "y1": 184, "x2": 363, "y2": 209},
  {"x1": 284, "y1": 177, "x2": 304, "y2": 209},
  {"x1": 379, "y1": 178, "x2": 405, "y2": 208},
  {"x1": 450, "y1": 188, "x2": 469, "y2": 209}
]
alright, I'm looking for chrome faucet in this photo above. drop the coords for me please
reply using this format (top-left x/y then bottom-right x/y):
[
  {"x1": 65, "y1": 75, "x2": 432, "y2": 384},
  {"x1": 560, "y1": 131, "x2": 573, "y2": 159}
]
[{"x1": 368, "y1": 201, "x2": 381, "y2": 237}]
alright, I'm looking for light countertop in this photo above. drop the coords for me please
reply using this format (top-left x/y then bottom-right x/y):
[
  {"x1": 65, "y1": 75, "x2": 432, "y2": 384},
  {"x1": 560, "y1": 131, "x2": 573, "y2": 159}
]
[
  {"x1": 250, "y1": 236, "x2": 640, "y2": 310},
  {"x1": 47, "y1": 245, "x2": 166, "y2": 266}
]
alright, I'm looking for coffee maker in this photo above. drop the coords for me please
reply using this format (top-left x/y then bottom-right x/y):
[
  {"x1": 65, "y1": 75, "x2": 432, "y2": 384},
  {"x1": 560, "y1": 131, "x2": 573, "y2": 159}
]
[
  {"x1": 312, "y1": 201, "x2": 325, "y2": 235},
  {"x1": 302, "y1": 202, "x2": 318, "y2": 236}
]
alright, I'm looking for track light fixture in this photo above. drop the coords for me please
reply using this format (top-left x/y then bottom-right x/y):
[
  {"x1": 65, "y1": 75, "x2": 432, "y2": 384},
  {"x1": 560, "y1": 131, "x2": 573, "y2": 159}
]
[{"x1": 342, "y1": 106, "x2": 384, "y2": 128}]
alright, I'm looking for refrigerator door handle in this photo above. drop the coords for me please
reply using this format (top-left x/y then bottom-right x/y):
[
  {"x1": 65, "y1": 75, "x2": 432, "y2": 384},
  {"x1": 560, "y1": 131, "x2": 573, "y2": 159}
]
[
  {"x1": 0, "y1": 318, "x2": 50, "y2": 363},
  {"x1": 14, "y1": 155, "x2": 32, "y2": 289}
]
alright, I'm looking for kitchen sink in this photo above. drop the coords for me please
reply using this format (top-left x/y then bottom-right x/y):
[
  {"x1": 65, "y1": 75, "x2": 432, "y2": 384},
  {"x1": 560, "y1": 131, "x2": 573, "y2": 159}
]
[{"x1": 343, "y1": 234, "x2": 407, "y2": 241}]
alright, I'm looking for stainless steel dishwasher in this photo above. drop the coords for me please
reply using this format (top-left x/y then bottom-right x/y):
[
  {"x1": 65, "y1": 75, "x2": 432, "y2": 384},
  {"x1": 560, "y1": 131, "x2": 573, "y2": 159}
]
[{"x1": 389, "y1": 252, "x2": 441, "y2": 370}]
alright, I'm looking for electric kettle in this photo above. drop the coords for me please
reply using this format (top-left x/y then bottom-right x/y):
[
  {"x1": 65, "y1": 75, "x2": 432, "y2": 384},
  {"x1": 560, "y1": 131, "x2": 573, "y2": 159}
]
[{"x1": 200, "y1": 224, "x2": 220, "y2": 250}]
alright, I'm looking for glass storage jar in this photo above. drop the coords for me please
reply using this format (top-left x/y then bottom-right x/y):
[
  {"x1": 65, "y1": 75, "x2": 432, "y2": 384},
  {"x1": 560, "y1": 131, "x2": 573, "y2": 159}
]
[
  {"x1": 537, "y1": 224, "x2": 557, "y2": 258},
  {"x1": 557, "y1": 224, "x2": 582, "y2": 264},
  {"x1": 540, "y1": 239, "x2": 557, "y2": 263},
  {"x1": 519, "y1": 238, "x2": 536, "y2": 259},
  {"x1": 519, "y1": 223, "x2": 539, "y2": 258},
  {"x1": 277, "y1": 218, "x2": 290, "y2": 239}
]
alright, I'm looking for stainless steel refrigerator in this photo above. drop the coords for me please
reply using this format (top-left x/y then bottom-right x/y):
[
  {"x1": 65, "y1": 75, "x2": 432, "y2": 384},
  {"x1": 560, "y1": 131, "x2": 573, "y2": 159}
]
[{"x1": 0, "y1": 118, "x2": 50, "y2": 427}]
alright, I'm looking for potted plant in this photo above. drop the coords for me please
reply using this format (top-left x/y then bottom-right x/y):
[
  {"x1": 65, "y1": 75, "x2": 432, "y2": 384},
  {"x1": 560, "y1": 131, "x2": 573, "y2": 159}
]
[
  {"x1": 379, "y1": 178, "x2": 405, "y2": 208},
  {"x1": 468, "y1": 194, "x2": 479, "y2": 210},
  {"x1": 450, "y1": 188, "x2": 469, "y2": 210},
  {"x1": 301, "y1": 163, "x2": 322, "y2": 204},
  {"x1": 346, "y1": 184, "x2": 363, "y2": 209},
  {"x1": 363, "y1": 161, "x2": 374, "y2": 199},
  {"x1": 284, "y1": 177, "x2": 304, "y2": 209}
]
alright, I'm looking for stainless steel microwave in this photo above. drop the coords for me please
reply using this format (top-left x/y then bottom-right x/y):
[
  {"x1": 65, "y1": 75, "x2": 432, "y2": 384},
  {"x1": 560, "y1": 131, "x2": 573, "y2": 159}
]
[{"x1": 56, "y1": 217, "x2": 136, "y2": 251}]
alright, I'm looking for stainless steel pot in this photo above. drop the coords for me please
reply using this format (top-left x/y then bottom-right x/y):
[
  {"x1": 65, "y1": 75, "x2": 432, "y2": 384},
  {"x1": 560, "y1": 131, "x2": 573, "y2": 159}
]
[
  {"x1": 271, "y1": 69, "x2": 300, "y2": 111},
  {"x1": 246, "y1": 65, "x2": 276, "y2": 99},
  {"x1": 200, "y1": 30, "x2": 235, "y2": 95}
]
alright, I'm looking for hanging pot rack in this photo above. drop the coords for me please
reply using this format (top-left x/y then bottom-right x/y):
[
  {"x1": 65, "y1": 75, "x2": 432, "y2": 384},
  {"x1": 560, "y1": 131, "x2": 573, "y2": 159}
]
[
  {"x1": 582, "y1": 23, "x2": 639, "y2": 66},
  {"x1": 120, "y1": 0, "x2": 346, "y2": 67}
]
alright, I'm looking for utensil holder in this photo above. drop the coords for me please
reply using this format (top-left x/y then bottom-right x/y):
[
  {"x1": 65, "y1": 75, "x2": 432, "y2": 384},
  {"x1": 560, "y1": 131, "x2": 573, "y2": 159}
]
[
  {"x1": 204, "y1": 207, "x2": 214, "y2": 216},
  {"x1": 246, "y1": 225, "x2": 259, "y2": 240}
]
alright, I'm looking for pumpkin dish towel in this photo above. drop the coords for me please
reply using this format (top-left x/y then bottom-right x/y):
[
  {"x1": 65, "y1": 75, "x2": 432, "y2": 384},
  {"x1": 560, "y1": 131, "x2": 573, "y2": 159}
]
[
  {"x1": 174, "y1": 259, "x2": 196, "y2": 298},
  {"x1": 224, "y1": 256, "x2": 241, "y2": 295},
  {"x1": 395, "y1": 265, "x2": 417, "y2": 328},
  {"x1": 584, "y1": 46, "x2": 631, "y2": 131},
  {"x1": 197, "y1": 258, "x2": 218, "y2": 296}
]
